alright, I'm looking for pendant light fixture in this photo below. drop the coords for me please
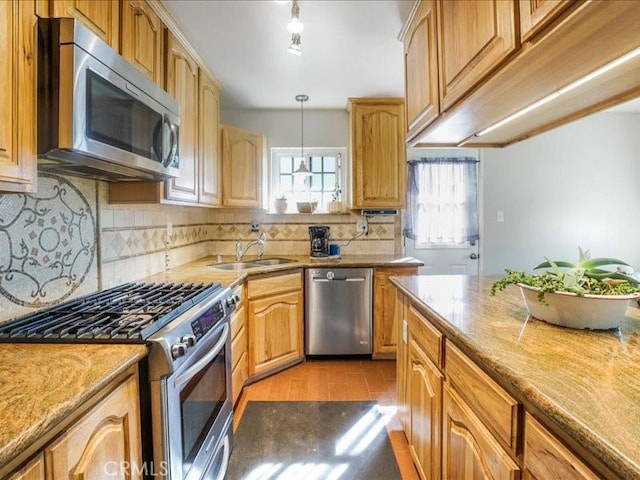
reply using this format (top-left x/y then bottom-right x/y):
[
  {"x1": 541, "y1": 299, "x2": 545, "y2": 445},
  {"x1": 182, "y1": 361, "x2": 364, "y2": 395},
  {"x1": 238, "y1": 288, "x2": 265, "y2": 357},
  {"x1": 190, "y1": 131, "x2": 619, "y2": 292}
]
[
  {"x1": 287, "y1": 0, "x2": 304, "y2": 55},
  {"x1": 293, "y1": 94, "x2": 311, "y2": 177}
]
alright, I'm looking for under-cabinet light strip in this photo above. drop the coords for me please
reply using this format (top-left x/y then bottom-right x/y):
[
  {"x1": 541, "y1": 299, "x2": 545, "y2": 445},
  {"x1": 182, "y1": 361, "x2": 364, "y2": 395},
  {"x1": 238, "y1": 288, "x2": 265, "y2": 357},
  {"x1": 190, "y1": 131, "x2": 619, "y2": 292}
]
[{"x1": 475, "y1": 46, "x2": 640, "y2": 138}]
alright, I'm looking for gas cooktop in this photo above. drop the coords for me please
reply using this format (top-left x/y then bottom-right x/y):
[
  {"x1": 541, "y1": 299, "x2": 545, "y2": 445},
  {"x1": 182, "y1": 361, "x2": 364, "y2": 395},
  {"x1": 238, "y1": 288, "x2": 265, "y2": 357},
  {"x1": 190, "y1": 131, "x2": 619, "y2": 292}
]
[{"x1": 0, "y1": 282, "x2": 223, "y2": 343}]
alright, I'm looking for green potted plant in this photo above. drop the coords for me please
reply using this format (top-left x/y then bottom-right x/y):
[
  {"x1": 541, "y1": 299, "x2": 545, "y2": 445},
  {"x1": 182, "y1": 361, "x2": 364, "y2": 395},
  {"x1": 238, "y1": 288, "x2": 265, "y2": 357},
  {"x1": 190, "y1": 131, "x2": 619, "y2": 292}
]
[{"x1": 491, "y1": 248, "x2": 640, "y2": 330}]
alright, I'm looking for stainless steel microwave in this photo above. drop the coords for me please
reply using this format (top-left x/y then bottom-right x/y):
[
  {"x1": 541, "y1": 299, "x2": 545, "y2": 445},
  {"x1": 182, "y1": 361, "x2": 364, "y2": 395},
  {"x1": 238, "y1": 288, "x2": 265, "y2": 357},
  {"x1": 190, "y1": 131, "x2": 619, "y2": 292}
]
[{"x1": 37, "y1": 18, "x2": 180, "y2": 182}]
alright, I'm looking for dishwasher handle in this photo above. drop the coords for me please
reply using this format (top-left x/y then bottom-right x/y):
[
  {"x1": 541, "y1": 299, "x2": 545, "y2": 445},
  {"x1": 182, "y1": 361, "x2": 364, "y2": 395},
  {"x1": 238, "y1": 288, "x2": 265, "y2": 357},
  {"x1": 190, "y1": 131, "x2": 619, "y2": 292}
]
[{"x1": 312, "y1": 277, "x2": 366, "y2": 282}]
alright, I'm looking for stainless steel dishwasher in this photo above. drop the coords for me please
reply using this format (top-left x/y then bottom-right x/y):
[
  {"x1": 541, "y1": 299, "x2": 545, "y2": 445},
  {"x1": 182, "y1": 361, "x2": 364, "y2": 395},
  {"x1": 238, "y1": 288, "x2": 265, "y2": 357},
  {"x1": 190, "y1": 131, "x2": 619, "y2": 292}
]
[{"x1": 305, "y1": 267, "x2": 373, "y2": 355}]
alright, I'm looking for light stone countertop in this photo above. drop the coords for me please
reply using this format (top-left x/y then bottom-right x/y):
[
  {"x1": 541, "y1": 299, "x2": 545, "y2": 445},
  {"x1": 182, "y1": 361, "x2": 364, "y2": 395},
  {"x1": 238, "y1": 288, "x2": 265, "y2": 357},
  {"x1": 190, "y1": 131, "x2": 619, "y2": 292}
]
[
  {"x1": 141, "y1": 254, "x2": 423, "y2": 287},
  {"x1": 0, "y1": 343, "x2": 148, "y2": 473},
  {"x1": 391, "y1": 275, "x2": 640, "y2": 479}
]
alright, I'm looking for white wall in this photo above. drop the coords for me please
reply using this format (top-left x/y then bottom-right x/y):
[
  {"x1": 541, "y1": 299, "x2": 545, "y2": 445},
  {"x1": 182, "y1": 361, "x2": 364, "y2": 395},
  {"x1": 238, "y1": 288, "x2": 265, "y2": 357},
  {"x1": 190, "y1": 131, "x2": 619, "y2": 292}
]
[
  {"x1": 481, "y1": 112, "x2": 640, "y2": 274},
  {"x1": 221, "y1": 109, "x2": 349, "y2": 148}
]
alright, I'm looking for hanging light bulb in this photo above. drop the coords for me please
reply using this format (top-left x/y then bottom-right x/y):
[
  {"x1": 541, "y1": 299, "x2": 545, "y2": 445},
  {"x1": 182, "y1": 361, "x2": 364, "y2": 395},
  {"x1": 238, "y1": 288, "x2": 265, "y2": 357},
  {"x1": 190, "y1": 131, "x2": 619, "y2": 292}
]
[
  {"x1": 293, "y1": 94, "x2": 311, "y2": 177},
  {"x1": 287, "y1": 0, "x2": 304, "y2": 33},
  {"x1": 287, "y1": 33, "x2": 302, "y2": 56}
]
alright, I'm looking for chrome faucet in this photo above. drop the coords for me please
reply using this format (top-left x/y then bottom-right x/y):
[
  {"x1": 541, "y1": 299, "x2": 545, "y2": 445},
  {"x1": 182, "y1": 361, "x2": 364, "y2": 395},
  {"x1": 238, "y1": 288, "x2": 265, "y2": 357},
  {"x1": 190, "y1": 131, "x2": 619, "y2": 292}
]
[{"x1": 236, "y1": 232, "x2": 267, "y2": 261}]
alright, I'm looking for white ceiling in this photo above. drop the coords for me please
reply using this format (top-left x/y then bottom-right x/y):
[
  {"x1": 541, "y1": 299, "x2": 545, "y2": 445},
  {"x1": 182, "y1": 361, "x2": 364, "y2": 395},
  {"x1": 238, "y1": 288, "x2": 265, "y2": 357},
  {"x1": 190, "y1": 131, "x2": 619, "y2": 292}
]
[{"x1": 163, "y1": 0, "x2": 414, "y2": 110}]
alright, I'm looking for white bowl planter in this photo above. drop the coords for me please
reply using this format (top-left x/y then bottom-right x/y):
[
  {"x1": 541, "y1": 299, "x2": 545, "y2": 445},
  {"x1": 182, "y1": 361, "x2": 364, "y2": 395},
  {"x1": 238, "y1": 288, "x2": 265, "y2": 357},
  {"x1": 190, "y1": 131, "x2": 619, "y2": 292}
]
[{"x1": 518, "y1": 283, "x2": 640, "y2": 330}]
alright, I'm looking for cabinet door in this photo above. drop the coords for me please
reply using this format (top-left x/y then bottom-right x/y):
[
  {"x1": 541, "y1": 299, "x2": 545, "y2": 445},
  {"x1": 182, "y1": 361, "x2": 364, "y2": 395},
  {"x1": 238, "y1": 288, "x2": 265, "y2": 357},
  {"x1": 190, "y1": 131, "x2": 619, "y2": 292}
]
[
  {"x1": 350, "y1": 99, "x2": 406, "y2": 208},
  {"x1": 46, "y1": 375, "x2": 142, "y2": 480},
  {"x1": 523, "y1": 413, "x2": 599, "y2": 480},
  {"x1": 7, "y1": 454, "x2": 45, "y2": 480},
  {"x1": 165, "y1": 33, "x2": 199, "y2": 203},
  {"x1": 198, "y1": 71, "x2": 221, "y2": 206},
  {"x1": 404, "y1": 0, "x2": 439, "y2": 141},
  {"x1": 120, "y1": 0, "x2": 164, "y2": 85},
  {"x1": 373, "y1": 267, "x2": 417, "y2": 356},
  {"x1": 221, "y1": 126, "x2": 263, "y2": 208},
  {"x1": 248, "y1": 290, "x2": 303, "y2": 378},
  {"x1": 0, "y1": 1, "x2": 37, "y2": 193},
  {"x1": 442, "y1": 384, "x2": 521, "y2": 480},
  {"x1": 437, "y1": 0, "x2": 517, "y2": 110},
  {"x1": 408, "y1": 336, "x2": 443, "y2": 480},
  {"x1": 52, "y1": 0, "x2": 119, "y2": 48},
  {"x1": 396, "y1": 290, "x2": 409, "y2": 434},
  {"x1": 519, "y1": 0, "x2": 574, "y2": 43}
]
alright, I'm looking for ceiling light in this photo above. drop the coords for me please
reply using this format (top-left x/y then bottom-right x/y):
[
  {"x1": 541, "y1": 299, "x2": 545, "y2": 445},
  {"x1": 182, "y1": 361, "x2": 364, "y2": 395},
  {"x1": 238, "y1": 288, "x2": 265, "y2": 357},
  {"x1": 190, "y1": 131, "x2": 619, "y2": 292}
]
[
  {"x1": 293, "y1": 94, "x2": 312, "y2": 177},
  {"x1": 476, "y1": 46, "x2": 640, "y2": 138},
  {"x1": 288, "y1": 33, "x2": 301, "y2": 56},
  {"x1": 287, "y1": 0, "x2": 304, "y2": 33}
]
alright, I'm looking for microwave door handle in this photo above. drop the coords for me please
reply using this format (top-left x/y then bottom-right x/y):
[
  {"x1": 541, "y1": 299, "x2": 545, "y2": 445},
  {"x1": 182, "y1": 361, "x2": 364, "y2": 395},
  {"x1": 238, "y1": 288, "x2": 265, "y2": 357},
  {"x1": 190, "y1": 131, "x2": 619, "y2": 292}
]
[
  {"x1": 174, "y1": 323, "x2": 229, "y2": 389},
  {"x1": 164, "y1": 119, "x2": 178, "y2": 167}
]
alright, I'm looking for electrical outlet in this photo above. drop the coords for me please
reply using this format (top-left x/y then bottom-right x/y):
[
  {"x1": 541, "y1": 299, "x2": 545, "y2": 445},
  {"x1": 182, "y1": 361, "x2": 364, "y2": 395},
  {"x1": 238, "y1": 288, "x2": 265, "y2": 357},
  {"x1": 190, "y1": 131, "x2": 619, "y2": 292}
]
[
  {"x1": 356, "y1": 218, "x2": 368, "y2": 234},
  {"x1": 250, "y1": 221, "x2": 260, "y2": 233}
]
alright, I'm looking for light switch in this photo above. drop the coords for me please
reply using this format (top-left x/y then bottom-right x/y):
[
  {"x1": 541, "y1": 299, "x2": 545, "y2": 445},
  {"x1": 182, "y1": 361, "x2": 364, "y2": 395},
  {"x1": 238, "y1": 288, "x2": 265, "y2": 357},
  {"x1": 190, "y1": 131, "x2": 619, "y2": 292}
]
[{"x1": 497, "y1": 211, "x2": 504, "y2": 223}]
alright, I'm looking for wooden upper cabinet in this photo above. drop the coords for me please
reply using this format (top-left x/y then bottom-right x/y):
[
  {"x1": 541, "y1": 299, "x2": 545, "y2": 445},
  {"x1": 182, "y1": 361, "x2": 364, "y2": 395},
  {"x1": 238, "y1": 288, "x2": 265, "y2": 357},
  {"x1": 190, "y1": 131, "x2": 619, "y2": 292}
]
[
  {"x1": 198, "y1": 71, "x2": 221, "y2": 206},
  {"x1": 402, "y1": 0, "x2": 439, "y2": 142},
  {"x1": 165, "y1": 32, "x2": 199, "y2": 203},
  {"x1": 0, "y1": 1, "x2": 37, "y2": 193},
  {"x1": 519, "y1": 0, "x2": 575, "y2": 43},
  {"x1": 437, "y1": 0, "x2": 518, "y2": 110},
  {"x1": 120, "y1": 0, "x2": 164, "y2": 86},
  {"x1": 52, "y1": 0, "x2": 119, "y2": 49},
  {"x1": 348, "y1": 98, "x2": 406, "y2": 209},
  {"x1": 221, "y1": 125, "x2": 263, "y2": 208}
]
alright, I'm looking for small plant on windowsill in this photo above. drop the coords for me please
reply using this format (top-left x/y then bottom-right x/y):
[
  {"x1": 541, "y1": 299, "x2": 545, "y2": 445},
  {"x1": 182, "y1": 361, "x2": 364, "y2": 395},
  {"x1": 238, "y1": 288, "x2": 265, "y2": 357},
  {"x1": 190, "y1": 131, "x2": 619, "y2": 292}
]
[
  {"x1": 491, "y1": 247, "x2": 640, "y2": 330},
  {"x1": 327, "y1": 185, "x2": 343, "y2": 214}
]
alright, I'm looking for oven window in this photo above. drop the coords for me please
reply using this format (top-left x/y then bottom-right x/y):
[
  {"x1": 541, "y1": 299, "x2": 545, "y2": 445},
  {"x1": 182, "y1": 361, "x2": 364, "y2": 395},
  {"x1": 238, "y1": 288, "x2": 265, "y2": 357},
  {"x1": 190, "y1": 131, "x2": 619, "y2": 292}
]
[
  {"x1": 180, "y1": 347, "x2": 227, "y2": 468},
  {"x1": 86, "y1": 70, "x2": 162, "y2": 161}
]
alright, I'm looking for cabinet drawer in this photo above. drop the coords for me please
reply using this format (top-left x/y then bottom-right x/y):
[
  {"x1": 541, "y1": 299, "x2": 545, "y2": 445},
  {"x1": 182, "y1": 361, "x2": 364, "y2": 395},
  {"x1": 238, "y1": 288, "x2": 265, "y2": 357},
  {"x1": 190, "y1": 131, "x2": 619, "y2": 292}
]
[
  {"x1": 524, "y1": 413, "x2": 599, "y2": 480},
  {"x1": 231, "y1": 323, "x2": 247, "y2": 368},
  {"x1": 230, "y1": 303, "x2": 246, "y2": 340},
  {"x1": 445, "y1": 341, "x2": 519, "y2": 452},
  {"x1": 247, "y1": 271, "x2": 302, "y2": 299},
  {"x1": 408, "y1": 305, "x2": 443, "y2": 368}
]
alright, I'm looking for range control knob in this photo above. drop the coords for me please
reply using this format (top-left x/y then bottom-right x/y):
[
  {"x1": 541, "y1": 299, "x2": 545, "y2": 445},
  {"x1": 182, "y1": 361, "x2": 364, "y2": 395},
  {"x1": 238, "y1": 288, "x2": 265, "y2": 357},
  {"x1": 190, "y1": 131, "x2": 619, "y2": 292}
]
[
  {"x1": 180, "y1": 334, "x2": 196, "y2": 347},
  {"x1": 226, "y1": 295, "x2": 239, "y2": 308},
  {"x1": 171, "y1": 342, "x2": 188, "y2": 359}
]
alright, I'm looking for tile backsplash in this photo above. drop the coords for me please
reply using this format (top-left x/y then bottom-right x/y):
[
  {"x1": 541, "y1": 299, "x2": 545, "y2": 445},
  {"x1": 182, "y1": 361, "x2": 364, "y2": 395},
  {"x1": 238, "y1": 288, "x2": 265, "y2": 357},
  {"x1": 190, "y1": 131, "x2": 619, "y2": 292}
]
[
  {"x1": 0, "y1": 174, "x2": 98, "y2": 321},
  {"x1": 0, "y1": 176, "x2": 402, "y2": 321}
]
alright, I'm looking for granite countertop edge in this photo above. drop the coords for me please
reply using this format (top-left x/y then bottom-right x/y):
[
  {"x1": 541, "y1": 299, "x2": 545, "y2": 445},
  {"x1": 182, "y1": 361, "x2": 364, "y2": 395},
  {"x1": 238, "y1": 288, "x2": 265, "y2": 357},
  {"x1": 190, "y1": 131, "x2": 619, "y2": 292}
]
[
  {"x1": 0, "y1": 344, "x2": 148, "y2": 472},
  {"x1": 390, "y1": 276, "x2": 640, "y2": 480}
]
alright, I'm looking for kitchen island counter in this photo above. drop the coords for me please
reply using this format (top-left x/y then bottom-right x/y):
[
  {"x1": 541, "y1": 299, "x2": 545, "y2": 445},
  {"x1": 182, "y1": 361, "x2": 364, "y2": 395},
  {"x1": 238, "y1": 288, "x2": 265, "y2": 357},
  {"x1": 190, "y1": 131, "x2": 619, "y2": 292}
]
[
  {"x1": 0, "y1": 343, "x2": 147, "y2": 474},
  {"x1": 391, "y1": 274, "x2": 640, "y2": 479}
]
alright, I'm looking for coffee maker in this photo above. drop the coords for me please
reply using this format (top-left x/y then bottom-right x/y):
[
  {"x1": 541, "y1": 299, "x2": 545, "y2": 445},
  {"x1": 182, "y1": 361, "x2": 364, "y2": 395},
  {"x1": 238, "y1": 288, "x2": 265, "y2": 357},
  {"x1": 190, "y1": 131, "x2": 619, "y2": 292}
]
[{"x1": 309, "y1": 225, "x2": 330, "y2": 257}]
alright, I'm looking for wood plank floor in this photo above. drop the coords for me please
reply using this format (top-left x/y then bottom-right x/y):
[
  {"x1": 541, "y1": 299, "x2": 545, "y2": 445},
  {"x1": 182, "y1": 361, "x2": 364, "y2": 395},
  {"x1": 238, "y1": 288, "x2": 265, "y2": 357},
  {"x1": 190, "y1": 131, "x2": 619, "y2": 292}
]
[{"x1": 233, "y1": 359, "x2": 419, "y2": 480}]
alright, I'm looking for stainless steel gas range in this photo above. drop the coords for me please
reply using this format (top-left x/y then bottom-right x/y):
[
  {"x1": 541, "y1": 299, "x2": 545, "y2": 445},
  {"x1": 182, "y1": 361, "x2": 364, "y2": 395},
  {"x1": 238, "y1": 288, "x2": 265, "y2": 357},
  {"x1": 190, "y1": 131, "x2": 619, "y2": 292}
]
[{"x1": 0, "y1": 281, "x2": 237, "y2": 480}]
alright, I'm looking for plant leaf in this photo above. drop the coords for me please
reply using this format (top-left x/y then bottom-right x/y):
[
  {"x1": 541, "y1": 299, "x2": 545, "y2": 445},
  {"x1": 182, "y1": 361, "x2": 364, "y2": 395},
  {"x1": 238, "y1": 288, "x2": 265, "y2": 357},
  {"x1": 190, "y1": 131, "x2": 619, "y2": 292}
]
[
  {"x1": 533, "y1": 260, "x2": 575, "y2": 269},
  {"x1": 578, "y1": 246, "x2": 591, "y2": 264},
  {"x1": 580, "y1": 258, "x2": 630, "y2": 269}
]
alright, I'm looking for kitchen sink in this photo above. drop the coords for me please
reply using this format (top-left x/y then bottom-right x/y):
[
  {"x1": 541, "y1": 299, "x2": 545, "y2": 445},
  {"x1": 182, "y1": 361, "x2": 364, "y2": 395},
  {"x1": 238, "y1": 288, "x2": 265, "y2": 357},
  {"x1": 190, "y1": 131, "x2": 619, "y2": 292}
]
[
  {"x1": 208, "y1": 262, "x2": 260, "y2": 270},
  {"x1": 251, "y1": 258, "x2": 298, "y2": 266}
]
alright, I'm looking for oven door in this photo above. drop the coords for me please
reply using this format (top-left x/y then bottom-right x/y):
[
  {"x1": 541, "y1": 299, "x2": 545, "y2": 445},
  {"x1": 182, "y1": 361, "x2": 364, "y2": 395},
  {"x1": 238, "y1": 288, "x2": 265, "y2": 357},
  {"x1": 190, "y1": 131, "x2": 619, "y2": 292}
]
[{"x1": 153, "y1": 319, "x2": 233, "y2": 480}]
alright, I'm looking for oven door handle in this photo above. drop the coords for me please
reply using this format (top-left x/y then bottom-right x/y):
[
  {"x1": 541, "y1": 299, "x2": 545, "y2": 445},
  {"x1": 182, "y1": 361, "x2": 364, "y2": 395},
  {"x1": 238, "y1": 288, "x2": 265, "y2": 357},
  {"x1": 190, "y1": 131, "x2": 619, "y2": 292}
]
[
  {"x1": 214, "y1": 434, "x2": 231, "y2": 480},
  {"x1": 174, "y1": 323, "x2": 229, "y2": 389}
]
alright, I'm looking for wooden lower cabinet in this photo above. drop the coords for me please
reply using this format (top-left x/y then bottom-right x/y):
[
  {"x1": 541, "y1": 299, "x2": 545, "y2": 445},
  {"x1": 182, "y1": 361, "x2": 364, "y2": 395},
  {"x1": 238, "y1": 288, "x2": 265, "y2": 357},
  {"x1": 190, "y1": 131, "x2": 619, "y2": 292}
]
[
  {"x1": 246, "y1": 271, "x2": 304, "y2": 380},
  {"x1": 7, "y1": 454, "x2": 44, "y2": 480},
  {"x1": 248, "y1": 290, "x2": 303, "y2": 377},
  {"x1": 523, "y1": 413, "x2": 599, "y2": 480},
  {"x1": 45, "y1": 372, "x2": 142, "y2": 480},
  {"x1": 373, "y1": 266, "x2": 417, "y2": 357},
  {"x1": 408, "y1": 335, "x2": 442, "y2": 480},
  {"x1": 442, "y1": 383, "x2": 521, "y2": 480},
  {"x1": 396, "y1": 290, "x2": 409, "y2": 433}
]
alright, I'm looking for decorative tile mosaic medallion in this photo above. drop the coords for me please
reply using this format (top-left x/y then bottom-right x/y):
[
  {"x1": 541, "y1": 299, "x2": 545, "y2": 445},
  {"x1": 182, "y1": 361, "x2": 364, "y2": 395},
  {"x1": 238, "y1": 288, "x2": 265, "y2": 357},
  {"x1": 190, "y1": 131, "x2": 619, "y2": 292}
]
[{"x1": 0, "y1": 174, "x2": 97, "y2": 307}]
